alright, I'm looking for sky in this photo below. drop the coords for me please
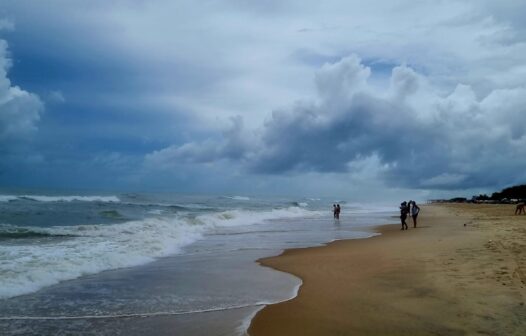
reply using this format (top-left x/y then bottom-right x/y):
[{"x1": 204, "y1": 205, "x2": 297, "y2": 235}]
[{"x1": 1, "y1": 0, "x2": 526, "y2": 201}]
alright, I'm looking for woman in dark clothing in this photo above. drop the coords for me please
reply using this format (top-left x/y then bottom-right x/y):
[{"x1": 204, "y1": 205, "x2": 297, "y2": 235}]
[{"x1": 400, "y1": 201, "x2": 409, "y2": 230}]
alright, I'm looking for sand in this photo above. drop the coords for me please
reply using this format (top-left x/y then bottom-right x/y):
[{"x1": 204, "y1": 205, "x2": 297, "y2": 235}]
[{"x1": 248, "y1": 204, "x2": 526, "y2": 335}]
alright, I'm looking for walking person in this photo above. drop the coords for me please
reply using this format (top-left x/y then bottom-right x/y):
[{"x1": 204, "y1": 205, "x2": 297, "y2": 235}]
[
  {"x1": 336, "y1": 204, "x2": 341, "y2": 219},
  {"x1": 410, "y1": 201, "x2": 420, "y2": 228},
  {"x1": 333, "y1": 204, "x2": 338, "y2": 219}
]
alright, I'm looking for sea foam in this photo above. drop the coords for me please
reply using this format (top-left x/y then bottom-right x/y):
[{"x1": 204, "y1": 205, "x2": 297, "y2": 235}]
[
  {"x1": 0, "y1": 195, "x2": 18, "y2": 202},
  {"x1": 225, "y1": 196, "x2": 251, "y2": 201},
  {"x1": 0, "y1": 217, "x2": 203, "y2": 299},
  {"x1": 194, "y1": 206, "x2": 320, "y2": 228},
  {"x1": 0, "y1": 206, "x2": 318, "y2": 299}
]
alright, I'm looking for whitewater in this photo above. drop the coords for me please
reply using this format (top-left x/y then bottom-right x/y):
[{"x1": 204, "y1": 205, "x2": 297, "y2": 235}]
[{"x1": 0, "y1": 193, "x2": 321, "y2": 299}]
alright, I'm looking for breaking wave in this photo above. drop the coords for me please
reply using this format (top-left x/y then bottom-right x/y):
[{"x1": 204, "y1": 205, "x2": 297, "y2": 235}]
[
  {"x1": 0, "y1": 195, "x2": 120, "y2": 203},
  {"x1": 0, "y1": 206, "x2": 319, "y2": 299},
  {"x1": 0, "y1": 225, "x2": 74, "y2": 239},
  {"x1": 224, "y1": 196, "x2": 250, "y2": 201}
]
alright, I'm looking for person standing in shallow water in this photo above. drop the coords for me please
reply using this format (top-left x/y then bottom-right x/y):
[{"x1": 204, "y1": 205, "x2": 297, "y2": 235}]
[
  {"x1": 400, "y1": 201, "x2": 409, "y2": 230},
  {"x1": 333, "y1": 204, "x2": 337, "y2": 219},
  {"x1": 410, "y1": 201, "x2": 420, "y2": 228},
  {"x1": 336, "y1": 204, "x2": 341, "y2": 219}
]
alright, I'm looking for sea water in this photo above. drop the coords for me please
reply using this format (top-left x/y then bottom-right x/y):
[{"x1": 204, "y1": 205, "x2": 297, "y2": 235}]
[{"x1": 0, "y1": 191, "x2": 396, "y2": 335}]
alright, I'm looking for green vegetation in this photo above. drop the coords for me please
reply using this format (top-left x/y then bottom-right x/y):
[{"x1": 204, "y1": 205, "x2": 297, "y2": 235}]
[
  {"x1": 470, "y1": 184, "x2": 526, "y2": 203},
  {"x1": 490, "y1": 185, "x2": 526, "y2": 201}
]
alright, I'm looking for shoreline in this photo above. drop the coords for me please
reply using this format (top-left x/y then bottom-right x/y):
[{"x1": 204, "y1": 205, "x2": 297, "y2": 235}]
[
  {"x1": 245, "y1": 223, "x2": 396, "y2": 336},
  {"x1": 241, "y1": 226, "x2": 384, "y2": 335},
  {"x1": 1, "y1": 201, "x2": 393, "y2": 336},
  {"x1": 248, "y1": 204, "x2": 526, "y2": 335}
]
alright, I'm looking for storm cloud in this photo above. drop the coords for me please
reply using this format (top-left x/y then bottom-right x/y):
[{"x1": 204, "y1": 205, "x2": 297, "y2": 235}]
[
  {"x1": 149, "y1": 55, "x2": 526, "y2": 189},
  {"x1": 2, "y1": 1, "x2": 526, "y2": 196}
]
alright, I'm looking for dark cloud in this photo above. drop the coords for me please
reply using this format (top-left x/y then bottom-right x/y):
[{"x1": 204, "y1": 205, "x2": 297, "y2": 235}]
[
  {"x1": 151, "y1": 55, "x2": 526, "y2": 190},
  {"x1": 146, "y1": 116, "x2": 253, "y2": 167},
  {"x1": 3, "y1": 1, "x2": 526, "y2": 195}
]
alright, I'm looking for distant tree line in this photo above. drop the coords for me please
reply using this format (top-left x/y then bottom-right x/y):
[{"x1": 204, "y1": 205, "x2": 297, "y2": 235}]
[
  {"x1": 432, "y1": 184, "x2": 526, "y2": 203},
  {"x1": 470, "y1": 184, "x2": 526, "y2": 203}
]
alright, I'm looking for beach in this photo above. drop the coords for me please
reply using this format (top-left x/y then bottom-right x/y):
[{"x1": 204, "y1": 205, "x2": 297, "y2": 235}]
[
  {"x1": 249, "y1": 204, "x2": 526, "y2": 335},
  {"x1": 0, "y1": 193, "x2": 394, "y2": 335}
]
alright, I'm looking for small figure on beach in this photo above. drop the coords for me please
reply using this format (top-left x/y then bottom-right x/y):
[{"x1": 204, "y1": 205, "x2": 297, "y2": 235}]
[
  {"x1": 515, "y1": 202, "x2": 525, "y2": 215},
  {"x1": 410, "y1": 201, "x2": 420, "y2": 228},
  {"x1": 333, "y1": 204, "x2": 341, "y2": 219},
  {"x1": 400, "y1": 201, "x2": 409, "y2": 230}
]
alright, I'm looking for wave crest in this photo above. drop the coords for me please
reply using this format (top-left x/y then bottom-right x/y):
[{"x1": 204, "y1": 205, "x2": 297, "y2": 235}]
[
  {"x1": 0, "y1": 206, "x2": 319, "y2": 299},
  {"x1": 0, "y1": 225, "x2": 74, "y2": 239},
  {"x1": 0, "y1": 195, "x2": 120, "y2": 203}
]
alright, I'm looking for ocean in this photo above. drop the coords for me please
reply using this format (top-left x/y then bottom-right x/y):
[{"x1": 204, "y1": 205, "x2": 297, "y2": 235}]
[{"x1": 0, "y1": 191, "x2": 396, "y2": 335}]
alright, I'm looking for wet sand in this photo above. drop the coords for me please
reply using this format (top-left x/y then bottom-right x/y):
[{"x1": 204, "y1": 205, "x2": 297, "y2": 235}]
[{"x1": 249, "y1": 204, "x2": 526, "y2": 335}]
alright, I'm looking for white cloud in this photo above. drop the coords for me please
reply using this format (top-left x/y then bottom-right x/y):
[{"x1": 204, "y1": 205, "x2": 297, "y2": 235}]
[
  {"x1": 0, "y1": 39, "x2": 43, "y2": 146},
  {"x1": 148, "y1": 54, "x2": 526, "y2": 190},
  {"x1": 3, "y1": 1, "x2": 526, "y2": 194},
  {"x1": 8, "y1": 0, "x2": 525, "y2": 127},
  {"x1": 315, "y1": 55, "x2": 370, "y2": 102},
  {"x1": 4, "y1": 1, "x2": 526, "y2": 131}
]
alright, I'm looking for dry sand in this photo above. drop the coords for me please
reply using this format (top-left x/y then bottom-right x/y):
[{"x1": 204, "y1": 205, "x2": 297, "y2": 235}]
[{"x1": 248, "y1": 204, "x2": 526, "y2": 335}]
